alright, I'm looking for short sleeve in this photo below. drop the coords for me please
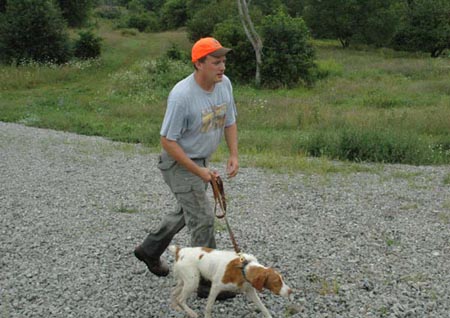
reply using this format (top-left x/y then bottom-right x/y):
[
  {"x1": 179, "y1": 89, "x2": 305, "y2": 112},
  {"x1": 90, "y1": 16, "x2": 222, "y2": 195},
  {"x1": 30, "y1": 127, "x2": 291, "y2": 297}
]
[{"x1": 160, "y1": 96, "x2": 186, "y2": 141}]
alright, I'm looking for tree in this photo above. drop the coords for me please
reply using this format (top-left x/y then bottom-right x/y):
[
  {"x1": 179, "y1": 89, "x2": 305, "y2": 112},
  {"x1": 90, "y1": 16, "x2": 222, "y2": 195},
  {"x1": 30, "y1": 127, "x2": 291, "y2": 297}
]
[
  {"x1": 58, "y1": 0, "x2": 93, "y2": 27},
  {"x1": 304, "y1": 0, "x2": 401, "y2": 48},
  {"x1": 186, "y1": 0, "x2": 217, "y2": 19},
  {"x1": 124, "y1": 0, "x2": 159, "y2": 32},
  {"x1": 393, "y1": 0, "x2": 450, "y2": 57},
  {"x1": 139, "y1": 0, "x2": 165, "y2": 11},
  {"x1": 260, "y1": 11, "x2": 317, "y2": 88},
  {"x1": 159, "y1": 0, "x2": 188, "y2": 30},
  {"x1": 73, "y1": 30, "x2": 102, "y2": 59},
  {"x1": 304, "y1": 0, "x2": 361, "y2": 48},
  {"x1": 0, "y1": 0, "x2": 71, "y2": 64},
  {"x1": 186, "y1": 0, "x2": 235, "y2": 41},
  {"x1": 281, "y1": 0, "x2": 305, "y2": 17},
  {"x1": 358, "y1": 0, "x2": 401, "y2": 47},
  {"x1": 237, "y1": 0, "x2": 263, "y2": 85},
  {"x1": 0, "y1": 0, "x2": 6, "y2": 13},
  {"x1": 251, "y1": 0, "x2": 284, "y2": 15}
]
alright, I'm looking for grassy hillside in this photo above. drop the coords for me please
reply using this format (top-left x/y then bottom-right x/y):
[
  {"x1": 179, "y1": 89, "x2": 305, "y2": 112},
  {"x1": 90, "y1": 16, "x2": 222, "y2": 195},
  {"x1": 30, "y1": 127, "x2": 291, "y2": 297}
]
[{"x1": 1, "y1": 22, "x2": 449, "y2": 170}]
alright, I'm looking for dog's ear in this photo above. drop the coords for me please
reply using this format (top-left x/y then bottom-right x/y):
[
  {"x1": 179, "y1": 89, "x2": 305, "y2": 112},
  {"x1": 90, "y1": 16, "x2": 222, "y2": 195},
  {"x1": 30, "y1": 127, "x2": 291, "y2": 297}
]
[
  {"x1": 264, "y1": 269, "x2": 284, "y2": 295},
  {"x1": 249, "y1": 269, "x2": 268, "y2": 292}
]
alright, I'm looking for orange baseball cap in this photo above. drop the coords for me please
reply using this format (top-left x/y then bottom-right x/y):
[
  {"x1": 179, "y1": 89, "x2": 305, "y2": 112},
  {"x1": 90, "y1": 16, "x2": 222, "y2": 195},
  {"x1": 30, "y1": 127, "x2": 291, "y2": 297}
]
[{"x1": 191, "y1": 37, "x2": 231, "y2": 63}]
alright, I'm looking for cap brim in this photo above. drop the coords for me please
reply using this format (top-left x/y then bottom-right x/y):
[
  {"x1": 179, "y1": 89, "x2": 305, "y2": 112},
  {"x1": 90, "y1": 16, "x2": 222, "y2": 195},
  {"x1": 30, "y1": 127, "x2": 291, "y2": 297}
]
[{"x1": 209, "y1": 47, "x2": 232, "y2": 57}]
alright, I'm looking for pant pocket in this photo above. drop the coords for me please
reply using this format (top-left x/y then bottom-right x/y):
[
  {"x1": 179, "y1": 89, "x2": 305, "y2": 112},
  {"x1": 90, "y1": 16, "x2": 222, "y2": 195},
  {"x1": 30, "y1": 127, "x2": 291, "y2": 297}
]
[
  {"x1": 157, "y1": 156, "x2": 176, "y2": 171},
  {"x1": 171, "y1": 164, "x2": 206, "y2": 193}
]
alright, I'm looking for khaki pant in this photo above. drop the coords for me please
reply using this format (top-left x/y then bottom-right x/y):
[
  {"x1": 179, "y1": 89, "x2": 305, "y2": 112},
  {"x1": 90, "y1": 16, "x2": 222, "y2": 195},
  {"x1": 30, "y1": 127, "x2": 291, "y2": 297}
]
[{"x1": 141, "y1": 157, "x2": 216, "y2": 258}]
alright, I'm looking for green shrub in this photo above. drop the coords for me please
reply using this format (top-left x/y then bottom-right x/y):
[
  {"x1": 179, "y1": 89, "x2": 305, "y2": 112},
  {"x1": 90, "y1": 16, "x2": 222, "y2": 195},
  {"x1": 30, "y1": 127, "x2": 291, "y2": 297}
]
[
  {"x1": 186, "y1": 2, "x2": 236, "y2": 42},
  {"x1": 149, "y1": 56, "x2": 192, "y2": 90},
  {"x1": 302, "y1": 127, "x2": 433, "y2": 164},
  {"x1": 115, "y1": 0, "x2": 160, "y2": 32},
  {"x1": 109, "y1": 55, "x2": 192, "y2": 102},
  {"x1": 120, "y1": 28, "x2": 139, "y2": 36},
  {"x1": 300, "y1": 130, "x2": 340, "y2": 157},
  {"x1": 73, "y1": 30, "x2": 102, "y2": 60},
  {"x1": 165, "y1": 43, "x2": 189, "y2": 61},
  {"x1": 0, "y1": 0, "x2": 71, "y2": 64},
  {"x1": 338, "y1": 128, "x2": 414, "y2": 163},
  {"x1": 126, "y1": 11, "x2": 159, "y2": 32},
  {"x1": 95, "y1": 5, "x2": 123, "y2": 20},
  {"x1": 159, "y1": 0, "x2": 188, "y2": 30},
  {"x1": 260, "y1": 11, "x2": 318, "y2": 88}
]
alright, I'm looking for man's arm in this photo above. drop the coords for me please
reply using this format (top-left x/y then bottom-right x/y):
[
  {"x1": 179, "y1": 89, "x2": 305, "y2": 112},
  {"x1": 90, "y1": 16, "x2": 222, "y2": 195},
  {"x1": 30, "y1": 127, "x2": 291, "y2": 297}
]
[
  {"x1": 160, "y1": 136, "x2": 213, "y2": 182},
  {"x1": 224, "y1": 123, "x2": 239, "y2": 178}
]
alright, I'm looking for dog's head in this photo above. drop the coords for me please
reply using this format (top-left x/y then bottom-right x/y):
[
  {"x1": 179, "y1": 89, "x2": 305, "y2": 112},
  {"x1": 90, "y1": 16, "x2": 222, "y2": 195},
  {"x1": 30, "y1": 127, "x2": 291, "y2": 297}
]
[{"x1": 247, "y1": 266, "x2": 292, "y2": 297}]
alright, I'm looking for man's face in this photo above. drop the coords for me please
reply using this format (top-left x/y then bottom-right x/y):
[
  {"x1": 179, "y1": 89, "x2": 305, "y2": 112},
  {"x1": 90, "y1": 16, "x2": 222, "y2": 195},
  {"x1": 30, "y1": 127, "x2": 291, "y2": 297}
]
[{"x1": 199, "y1": 55, "x2": 227, "y2": 84}]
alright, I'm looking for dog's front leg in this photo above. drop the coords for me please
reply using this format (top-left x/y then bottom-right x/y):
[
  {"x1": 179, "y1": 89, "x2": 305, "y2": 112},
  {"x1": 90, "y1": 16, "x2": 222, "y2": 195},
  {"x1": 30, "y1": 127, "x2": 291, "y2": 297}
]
[
  {"x1": 204, "y1": 285, "x2": 221, "y2": 318},
  {"x1": 245, "y1": 288, "x2": 272, "y2": 318}
]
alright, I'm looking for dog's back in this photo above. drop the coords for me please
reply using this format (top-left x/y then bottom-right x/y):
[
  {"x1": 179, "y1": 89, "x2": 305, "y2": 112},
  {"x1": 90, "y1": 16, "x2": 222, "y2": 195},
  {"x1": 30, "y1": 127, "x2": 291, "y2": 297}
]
[{"x1": 168, "y1": 245, "x2": 256, "y2": 283}]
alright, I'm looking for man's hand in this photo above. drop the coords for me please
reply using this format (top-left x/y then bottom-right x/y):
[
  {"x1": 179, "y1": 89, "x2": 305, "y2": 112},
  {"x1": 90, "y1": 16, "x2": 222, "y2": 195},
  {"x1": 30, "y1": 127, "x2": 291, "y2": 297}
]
[
  {"x1": 199, "y1": 167, "x2": 219, "y2": 183},
  {"x1": 226, "y1": 156, "x2": 239, "y2": 178}
]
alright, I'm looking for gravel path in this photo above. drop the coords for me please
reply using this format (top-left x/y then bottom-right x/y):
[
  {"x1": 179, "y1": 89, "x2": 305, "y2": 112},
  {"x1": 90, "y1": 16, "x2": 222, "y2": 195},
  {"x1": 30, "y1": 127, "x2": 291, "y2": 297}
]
[{"x1": 1, "y1": 121, "x2": 450, "y2": 318}]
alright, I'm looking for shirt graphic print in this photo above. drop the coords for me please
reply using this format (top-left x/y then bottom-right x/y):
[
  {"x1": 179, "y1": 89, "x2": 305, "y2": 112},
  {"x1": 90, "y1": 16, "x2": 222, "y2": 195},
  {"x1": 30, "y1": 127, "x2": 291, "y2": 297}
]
[{"x1": 201, "y1": 103, "x2": 227, "y2": 133}]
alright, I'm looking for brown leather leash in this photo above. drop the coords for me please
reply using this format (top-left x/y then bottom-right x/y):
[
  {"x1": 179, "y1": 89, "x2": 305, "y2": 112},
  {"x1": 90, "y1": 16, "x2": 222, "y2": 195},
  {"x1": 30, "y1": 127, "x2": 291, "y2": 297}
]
[{"x1": 210, "y1": 176, "x2": 242, "y2": 255}]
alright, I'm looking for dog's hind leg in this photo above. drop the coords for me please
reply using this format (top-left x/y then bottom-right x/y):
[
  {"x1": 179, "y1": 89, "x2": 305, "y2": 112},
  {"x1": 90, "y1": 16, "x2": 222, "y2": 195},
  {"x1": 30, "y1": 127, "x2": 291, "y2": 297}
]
[
  {"x1": 176, "y1": 270, "x2": 200, "y2": 318},
  {"x1": 245, "y1": 288, "x2": 272, "y2": 318},
  {"x1": 170, "y1": 279, "x2": 184, "y2": 312}
]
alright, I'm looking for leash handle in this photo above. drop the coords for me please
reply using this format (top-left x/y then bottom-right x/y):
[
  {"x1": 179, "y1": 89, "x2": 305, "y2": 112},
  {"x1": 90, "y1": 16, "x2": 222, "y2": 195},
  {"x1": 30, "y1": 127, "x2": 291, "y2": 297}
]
[
  {"x1": 210, "y1": 176, "x2": 226, "y2": 218},
  {"x1": 210, "y1": 176, "x2": 241, "y2": 254}
]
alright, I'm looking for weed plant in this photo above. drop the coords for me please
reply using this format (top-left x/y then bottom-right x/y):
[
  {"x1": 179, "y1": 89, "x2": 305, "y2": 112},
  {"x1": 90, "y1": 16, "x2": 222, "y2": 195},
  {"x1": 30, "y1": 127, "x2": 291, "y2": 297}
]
[{"x1": 0, "y1": 23, "x2": 449, "y2": 169}]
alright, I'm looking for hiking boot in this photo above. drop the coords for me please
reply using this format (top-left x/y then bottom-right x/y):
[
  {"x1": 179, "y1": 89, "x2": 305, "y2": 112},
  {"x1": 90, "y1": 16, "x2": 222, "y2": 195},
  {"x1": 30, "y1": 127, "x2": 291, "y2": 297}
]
[
  {"x1": 197, "y1": 278, "x2": 236, "y2": 301},
  {"x1": 134, "y1": 245, "x2": 169, "y2": 277}
]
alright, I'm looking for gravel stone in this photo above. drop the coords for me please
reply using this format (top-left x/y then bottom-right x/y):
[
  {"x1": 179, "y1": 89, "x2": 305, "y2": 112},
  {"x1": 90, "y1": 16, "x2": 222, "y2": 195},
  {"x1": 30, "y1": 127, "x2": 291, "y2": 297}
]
[{"x1": 1, "y1": 122, "x2": 450, "y2": 318}]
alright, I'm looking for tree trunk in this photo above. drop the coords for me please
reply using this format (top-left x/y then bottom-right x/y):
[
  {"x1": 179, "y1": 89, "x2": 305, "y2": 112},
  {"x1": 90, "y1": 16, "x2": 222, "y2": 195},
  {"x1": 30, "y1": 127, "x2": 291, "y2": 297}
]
[
  {"x1": 237, "y1": 0, "x2": 263, "y2": 86},
  {"x1": 339, "y1": 38, "x2": 350, "y2": 49},
  {"x1": 431, "y1": 48, "x2": 444, "y2": 58}
]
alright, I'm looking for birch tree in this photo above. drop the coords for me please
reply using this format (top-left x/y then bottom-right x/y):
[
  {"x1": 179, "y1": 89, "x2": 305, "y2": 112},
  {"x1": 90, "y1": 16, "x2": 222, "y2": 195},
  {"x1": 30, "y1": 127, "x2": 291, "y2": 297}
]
[{"x1": 237, "y1": 0, "x2": 263, "y2": 85}]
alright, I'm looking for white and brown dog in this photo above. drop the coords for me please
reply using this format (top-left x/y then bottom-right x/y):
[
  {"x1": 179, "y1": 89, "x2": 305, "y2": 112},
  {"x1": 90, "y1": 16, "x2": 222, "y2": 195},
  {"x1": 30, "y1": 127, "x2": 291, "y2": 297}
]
[{"x1": 168, "y1": 245, "x2": 292, "y2": 318}]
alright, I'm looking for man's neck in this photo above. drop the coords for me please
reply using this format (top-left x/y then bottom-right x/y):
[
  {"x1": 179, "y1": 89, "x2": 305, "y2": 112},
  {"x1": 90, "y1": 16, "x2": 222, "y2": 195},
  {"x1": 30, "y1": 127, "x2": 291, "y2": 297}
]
[{"x1": 194, "y1": 72, "x2": 215, "y2": 92}]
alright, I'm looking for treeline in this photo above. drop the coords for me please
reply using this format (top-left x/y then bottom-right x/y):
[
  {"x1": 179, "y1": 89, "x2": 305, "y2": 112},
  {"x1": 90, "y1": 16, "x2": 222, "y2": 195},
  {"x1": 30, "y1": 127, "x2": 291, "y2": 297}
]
[
  {"x1": 96, "y1": 0, "x2": 450, "y2": 58},
  {"x1": 303, "y1": 0, "x2": 450, "y2": 58},
  {"x1": 93, "y1": 0, "x2": 450, "y2": 86},
  {"x1": 0, "y1": 0, "x2": 449, "y2": 87}
]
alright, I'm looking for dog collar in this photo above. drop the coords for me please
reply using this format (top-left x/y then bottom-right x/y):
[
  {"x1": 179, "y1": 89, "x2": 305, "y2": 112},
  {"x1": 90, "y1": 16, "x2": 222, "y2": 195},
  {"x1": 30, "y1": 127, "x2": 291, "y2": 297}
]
[{"x1": 241, "y1": 259, "x2": 251, "y2": 282}]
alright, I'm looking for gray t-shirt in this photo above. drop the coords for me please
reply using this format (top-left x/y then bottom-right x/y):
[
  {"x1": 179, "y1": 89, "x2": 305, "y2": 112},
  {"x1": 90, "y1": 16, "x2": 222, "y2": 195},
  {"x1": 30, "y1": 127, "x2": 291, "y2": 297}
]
[{"x1": 160, "y1": 73, "x2": 237, "y2": 159}]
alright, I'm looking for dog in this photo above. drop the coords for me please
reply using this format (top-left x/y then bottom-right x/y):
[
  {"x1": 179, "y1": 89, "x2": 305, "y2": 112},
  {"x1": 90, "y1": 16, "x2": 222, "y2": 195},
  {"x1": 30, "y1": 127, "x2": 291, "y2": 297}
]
[{"x1": 168, "y1": 245, "x2": 292, "y2": 318}]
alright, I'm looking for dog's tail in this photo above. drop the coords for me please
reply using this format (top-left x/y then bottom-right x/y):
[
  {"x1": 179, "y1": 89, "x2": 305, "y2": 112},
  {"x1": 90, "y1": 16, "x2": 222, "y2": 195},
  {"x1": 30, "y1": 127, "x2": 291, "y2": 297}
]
[{"x1": 168, "y1": 245, "x2": 179, "y2": 255}]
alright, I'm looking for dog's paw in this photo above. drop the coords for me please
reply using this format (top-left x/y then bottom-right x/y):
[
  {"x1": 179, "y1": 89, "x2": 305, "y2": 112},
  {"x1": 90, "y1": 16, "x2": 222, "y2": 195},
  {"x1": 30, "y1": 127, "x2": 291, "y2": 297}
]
[
  {"x1": 186, "y1": 310, "x2": 198, "y2": 318},
  {"x1": 170, "y1": 302, "x2": 183, "y2": 312}
]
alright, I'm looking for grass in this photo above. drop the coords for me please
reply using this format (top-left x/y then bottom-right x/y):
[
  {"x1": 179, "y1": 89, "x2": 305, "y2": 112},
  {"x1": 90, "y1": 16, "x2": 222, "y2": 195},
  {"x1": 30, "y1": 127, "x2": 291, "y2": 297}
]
[
  {"x1": 444, "y1": 174, "x2": 450, "y2": 185},
  {"x1": 1, "y1": 20, "x2": 450, "y2": 170},
  {"x1": 114, "y1": 203, "x2": 139, "y2": 214},
  {"x1": 307, "y1": 273, "x2": 340, "y2": 296}
]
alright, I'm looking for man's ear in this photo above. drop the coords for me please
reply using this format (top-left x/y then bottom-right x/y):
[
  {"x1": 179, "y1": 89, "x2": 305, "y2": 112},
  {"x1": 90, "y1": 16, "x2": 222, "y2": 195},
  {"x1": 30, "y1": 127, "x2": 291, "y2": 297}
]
[{"x1": 194, "y1": 60, "x2": 203, "y2": 70}]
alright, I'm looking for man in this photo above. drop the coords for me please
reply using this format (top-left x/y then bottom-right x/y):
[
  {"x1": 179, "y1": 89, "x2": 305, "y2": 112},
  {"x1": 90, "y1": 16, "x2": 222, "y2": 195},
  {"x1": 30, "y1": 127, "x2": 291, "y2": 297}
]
[{"x1": 134, "y1": 37, "x2": 238, "y2": 297}]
